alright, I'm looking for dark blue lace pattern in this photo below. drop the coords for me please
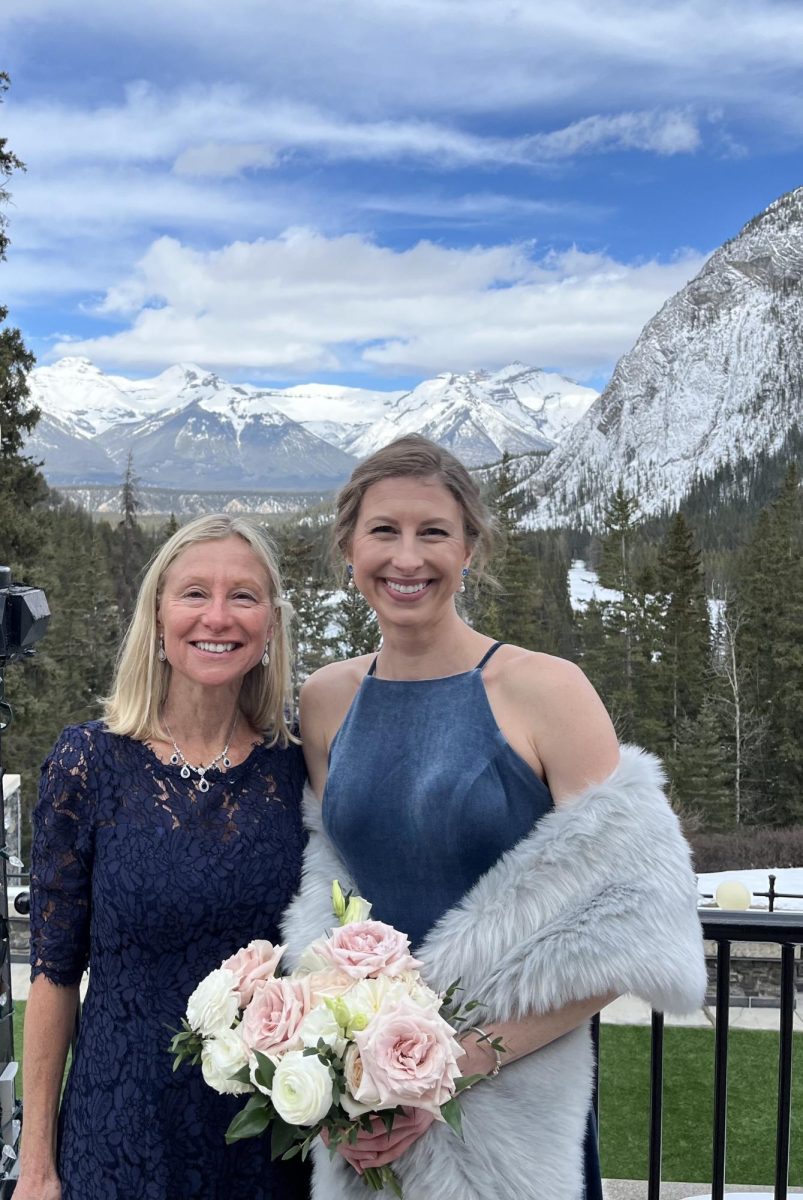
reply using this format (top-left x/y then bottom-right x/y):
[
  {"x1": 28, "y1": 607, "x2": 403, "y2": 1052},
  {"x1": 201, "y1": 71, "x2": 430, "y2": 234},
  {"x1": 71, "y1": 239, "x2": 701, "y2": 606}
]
[{"x1": 30, "y1": 721, "x2": 311, "y2": 1200}]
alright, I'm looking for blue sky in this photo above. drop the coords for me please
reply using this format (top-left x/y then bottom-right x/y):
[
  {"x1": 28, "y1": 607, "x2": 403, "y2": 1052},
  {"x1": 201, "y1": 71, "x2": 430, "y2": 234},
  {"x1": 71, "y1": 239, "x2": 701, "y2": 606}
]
[{"x1": 2, "y1": 0, "x2": 802, "y2": 395}]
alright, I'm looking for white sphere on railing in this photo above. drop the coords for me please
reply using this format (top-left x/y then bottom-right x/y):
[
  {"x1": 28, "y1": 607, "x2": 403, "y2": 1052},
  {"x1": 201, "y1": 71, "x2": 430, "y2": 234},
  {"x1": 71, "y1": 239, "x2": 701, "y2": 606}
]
[{"x1": 714, "y1": 880, "x2": 752, "y2": 911}]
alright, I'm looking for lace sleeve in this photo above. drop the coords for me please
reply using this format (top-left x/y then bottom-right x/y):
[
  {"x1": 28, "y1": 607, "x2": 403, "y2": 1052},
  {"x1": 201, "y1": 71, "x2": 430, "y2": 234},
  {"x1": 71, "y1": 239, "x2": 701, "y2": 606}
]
[{"x1": 29, "y1": 727, "x2": 97, "y2": 986}]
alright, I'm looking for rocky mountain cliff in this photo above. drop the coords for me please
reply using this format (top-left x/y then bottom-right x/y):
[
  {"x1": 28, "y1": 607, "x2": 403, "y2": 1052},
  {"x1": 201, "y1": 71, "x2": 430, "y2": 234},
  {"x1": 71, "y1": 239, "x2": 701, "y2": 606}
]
[{"x1": 520, "y1": 187, "x2": 803, "y2": 528}]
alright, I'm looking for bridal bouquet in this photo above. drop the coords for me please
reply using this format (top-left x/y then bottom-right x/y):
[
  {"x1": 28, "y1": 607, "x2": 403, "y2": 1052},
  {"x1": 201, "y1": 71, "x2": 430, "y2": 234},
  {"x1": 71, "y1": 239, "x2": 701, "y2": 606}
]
[{"x1": 170, "y1": 883, "x2": 497, "y2": 1195}]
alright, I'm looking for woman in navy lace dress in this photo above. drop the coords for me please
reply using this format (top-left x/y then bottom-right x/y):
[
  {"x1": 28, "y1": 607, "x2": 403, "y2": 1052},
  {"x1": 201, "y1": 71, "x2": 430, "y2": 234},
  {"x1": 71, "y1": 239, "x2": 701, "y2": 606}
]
[{"x1": 18, "y1": 515, "x2": 311, "y2": 1200}]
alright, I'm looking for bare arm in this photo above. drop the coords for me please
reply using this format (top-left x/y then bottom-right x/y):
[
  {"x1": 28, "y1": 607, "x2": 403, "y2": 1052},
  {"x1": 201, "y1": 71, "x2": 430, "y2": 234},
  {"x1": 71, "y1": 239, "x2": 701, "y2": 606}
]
[
  {"x1": 15, "y1": 977, "x2": 79, "y2": 1199},
  {"x1": 299, "y1": 658, "x2": 369, "y2": 800},
  {"x1": 462, "y1": 655, "x2": 621, "y2": 1076}
]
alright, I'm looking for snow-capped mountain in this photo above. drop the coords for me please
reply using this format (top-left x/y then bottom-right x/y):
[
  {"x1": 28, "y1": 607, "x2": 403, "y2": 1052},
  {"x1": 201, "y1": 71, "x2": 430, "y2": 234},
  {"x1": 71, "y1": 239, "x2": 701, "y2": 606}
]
[
  {"x1": 521, "y1": 186, "x2": 803, "y2": 528},
  {"x1": 26, "y1": 359, "x2": 597, "y2": 496},
  {"x1": 26, "y1": 360, "x2": 358, "y2": 490},
  {"x1": 347, "y1": 364, "x2": 598, "y2": 466}
]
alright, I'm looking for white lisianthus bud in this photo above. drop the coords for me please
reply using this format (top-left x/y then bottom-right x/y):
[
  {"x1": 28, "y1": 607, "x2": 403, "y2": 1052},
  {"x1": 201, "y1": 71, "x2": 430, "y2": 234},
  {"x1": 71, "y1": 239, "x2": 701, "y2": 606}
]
[
  {"x1": 342, "y1": 895, "x2": 372, "y2": 925},
  {"x1": 299, "y1": 1004, "x2": 348, "y2": 1058},
  {"x1": 201, "y1": 1028, "x2": 251, "y2": 1095},
  {"x1": 332, "y1": 880, "x2": 347, "y2": 920},
  {"x1": 186, "y1": 968, "x2": 239, "y2": 1036},
  {"x1": 270, "y1": 1051, "x2": 333, "y2": 1126}
]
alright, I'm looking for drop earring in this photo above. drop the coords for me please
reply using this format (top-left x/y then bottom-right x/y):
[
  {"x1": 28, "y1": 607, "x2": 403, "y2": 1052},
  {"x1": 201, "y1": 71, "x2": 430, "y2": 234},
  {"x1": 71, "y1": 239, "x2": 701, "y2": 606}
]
[
  {"x1": 347, "y1": 564, "x2": 355, "y2": 590},
  {"x1": 157, "y1": 634, "x2": 166, "y2": 662},
  {"x1": 262, "y1": 642, "x2": 270, "y2": 667},
  {"x1": 459, "y1": 567, "x2": 469, "y2": 594}
]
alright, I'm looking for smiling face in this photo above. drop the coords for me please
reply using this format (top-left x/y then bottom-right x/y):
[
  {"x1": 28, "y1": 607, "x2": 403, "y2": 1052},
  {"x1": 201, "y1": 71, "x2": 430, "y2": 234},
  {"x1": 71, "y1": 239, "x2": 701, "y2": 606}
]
[
  {"x1": 350, "y1": 475, "x2": 472, "y2": 626},
  {"x1": 157, "y1": 535, "x2": 274, "y2": 692}
]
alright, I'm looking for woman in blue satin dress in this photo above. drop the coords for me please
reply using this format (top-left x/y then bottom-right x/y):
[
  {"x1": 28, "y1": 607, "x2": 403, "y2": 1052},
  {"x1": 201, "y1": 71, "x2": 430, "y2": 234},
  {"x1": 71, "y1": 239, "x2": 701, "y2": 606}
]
[
  {"x1": 18, "y1": 515, "x2": 311, "y2": 1200},
  {"x1": 299, "y1": 435, "x2": 621, "y2": 1199}
]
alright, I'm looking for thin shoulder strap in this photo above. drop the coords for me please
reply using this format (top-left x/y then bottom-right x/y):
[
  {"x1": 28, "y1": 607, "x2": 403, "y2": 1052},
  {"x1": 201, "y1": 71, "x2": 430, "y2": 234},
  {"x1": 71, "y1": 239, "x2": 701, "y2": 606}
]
[
  {"x1": 366, "y1": 655, "x2": 379, "y2": 677},
  {"x1": 474, "y1": 641, "x2": 505, "y2": 671}
]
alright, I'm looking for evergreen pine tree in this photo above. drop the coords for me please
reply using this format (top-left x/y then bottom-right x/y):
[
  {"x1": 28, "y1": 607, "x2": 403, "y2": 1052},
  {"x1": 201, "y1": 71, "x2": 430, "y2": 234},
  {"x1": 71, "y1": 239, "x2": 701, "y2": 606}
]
[
  {"x1": 277, "y1": 529, "x2": 336, "y2": 700},
  {"x1": 0, "y1": 74, "x2": 47, "y2": 566},
  {"x1": 671, "y1": 698, "x2": 731, "y2": 829},
  {"x1": 471, "y1": 454, "x2": 539, "y2": 647},
  {"x1": 160, "y1": 512, "x2": 180, "y2": 541},
  {"x1": 332, "y1": 576, "x2": 380, "y2": 659},
  {"x1": 737, "y1": 465, "x2": 803, "y2": 822},
  {"x1": 655, "y1": 513, "x2": 710, "y2": 760},
  {"x1": 104, "y1": 452, "x2": 151, "y2": 623}
]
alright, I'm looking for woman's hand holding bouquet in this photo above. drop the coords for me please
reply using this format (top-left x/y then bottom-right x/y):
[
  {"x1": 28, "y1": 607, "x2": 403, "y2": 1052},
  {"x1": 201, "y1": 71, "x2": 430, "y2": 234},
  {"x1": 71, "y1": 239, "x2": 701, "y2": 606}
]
[{"x1": 170, "y1": 882, "x2": 503, "y2": 1195}]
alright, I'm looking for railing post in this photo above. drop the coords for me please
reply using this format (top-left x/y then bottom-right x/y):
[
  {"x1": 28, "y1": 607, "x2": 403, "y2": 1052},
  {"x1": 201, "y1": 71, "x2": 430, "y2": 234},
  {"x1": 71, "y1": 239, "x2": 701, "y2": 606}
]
[
  {"x1": 711, "y1": 939, "x2": 730, "y2": 1200},
  {"x1": 647, "y1": 1010, "x2": 664, "y2": 1200},
  {"x1": 591, "y1": 1011, "x2": 600, "y2": 1133},
  {"x1": 774, "y1": 943, "x2": 794, "y2": 1199}
]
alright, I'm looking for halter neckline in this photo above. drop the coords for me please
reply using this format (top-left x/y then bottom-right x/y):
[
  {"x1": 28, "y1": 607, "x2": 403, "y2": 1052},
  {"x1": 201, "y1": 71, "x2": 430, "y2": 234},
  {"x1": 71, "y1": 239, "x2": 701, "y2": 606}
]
[{"x1": 366, "y1": 640, "x2": 504, "y2": 679}]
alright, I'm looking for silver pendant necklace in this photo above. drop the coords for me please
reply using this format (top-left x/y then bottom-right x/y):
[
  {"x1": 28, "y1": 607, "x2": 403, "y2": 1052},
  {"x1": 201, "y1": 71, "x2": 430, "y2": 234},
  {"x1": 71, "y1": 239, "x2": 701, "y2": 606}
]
[{"x1": 163, "y1": 712, "x2": 238, "y2": 793}]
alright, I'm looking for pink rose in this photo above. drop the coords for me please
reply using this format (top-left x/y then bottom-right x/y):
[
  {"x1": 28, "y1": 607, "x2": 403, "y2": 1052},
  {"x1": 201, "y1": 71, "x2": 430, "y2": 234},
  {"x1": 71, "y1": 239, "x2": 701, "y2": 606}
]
[
  {"x1": 240, "y1": 976, "x2": 311, "y2": 1059},
  {"x1": 352, "y1": 993, "x2": 465, "y2": 1117},
  {"x1": 318, "y1": 921, "x2": 422, "y2": 980},
  {"x1": 221, "y1": 939, "x2": 285, "y2": 1006}
]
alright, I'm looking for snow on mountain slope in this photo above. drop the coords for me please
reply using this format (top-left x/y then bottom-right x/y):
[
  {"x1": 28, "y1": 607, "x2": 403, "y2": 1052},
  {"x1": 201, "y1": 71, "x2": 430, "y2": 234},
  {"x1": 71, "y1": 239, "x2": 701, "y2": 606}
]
[
  {"x1": 349, "y1": 364, "x2": 598, "y2": 465},
  {"x1": 521, "y1": 187, "x2": 803, "y2": 528}
]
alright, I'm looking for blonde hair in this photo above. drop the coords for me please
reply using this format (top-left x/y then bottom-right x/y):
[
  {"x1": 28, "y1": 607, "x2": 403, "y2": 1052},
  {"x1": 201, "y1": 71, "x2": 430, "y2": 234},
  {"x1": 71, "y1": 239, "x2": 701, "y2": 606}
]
[
  {"x1": 103, "y1": 514, "x2": 295, "y2": 746},
  {"x1": 333, "y1": 434, "x2": 499, "y2": 577}
]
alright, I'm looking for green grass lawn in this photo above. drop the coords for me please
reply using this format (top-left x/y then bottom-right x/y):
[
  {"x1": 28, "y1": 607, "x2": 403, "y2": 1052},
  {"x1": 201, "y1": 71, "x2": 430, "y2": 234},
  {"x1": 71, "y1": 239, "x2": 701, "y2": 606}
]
[
  {"x1": 11, "y1": 1003, "x2": 801, "y2": 1184},
  {"x1": 599, "y1": 1024, "x2": 802, "y2": 1183}
]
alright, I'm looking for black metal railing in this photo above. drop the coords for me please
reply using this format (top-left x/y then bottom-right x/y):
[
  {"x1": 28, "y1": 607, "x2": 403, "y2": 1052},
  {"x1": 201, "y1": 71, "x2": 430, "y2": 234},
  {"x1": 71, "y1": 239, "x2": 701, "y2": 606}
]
[
  {"x1": 602, "y1": 909, "x2": 802, "y2": 1200},
  {"x1": 698, "y1": 874, "x2": 803, "y2": 914}
]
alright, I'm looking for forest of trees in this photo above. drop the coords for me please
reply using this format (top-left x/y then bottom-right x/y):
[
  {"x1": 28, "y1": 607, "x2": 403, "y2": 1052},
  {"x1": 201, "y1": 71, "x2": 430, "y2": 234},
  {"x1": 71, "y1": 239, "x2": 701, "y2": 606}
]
[{"x1": 2, "y1": 74, "x2": 802, "y2": 860}]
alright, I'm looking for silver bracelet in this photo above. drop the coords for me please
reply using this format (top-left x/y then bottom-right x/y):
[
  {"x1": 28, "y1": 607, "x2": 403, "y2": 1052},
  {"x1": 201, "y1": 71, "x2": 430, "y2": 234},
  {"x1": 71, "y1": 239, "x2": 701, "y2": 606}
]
[{"x1": 463, "y1": 1024, "x2": 503, "y2": 1077}]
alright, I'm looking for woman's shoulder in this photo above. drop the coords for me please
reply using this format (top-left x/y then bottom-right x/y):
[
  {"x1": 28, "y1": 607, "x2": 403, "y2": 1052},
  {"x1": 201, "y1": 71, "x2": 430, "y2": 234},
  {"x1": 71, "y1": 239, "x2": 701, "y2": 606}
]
[
  {"x1": 487, "y1": 646, "x2": 590, "y2": 701},
  {"x1": 301, "y1": 655, "x2": 374, "y2": 705},
  {"x1": 46, "y1": 719, "x2": 111, "y2": 764}
]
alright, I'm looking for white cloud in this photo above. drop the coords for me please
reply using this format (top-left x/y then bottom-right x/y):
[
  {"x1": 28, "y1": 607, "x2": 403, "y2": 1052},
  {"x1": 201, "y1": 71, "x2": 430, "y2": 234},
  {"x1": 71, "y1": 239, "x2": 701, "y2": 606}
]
[
  {"x1": 51, "y1": 229, "x2": 708, "y2": 380},
  {"x1": 5, "y1": 86, "x2": 703, "y2": 174},
  {"x1": 5, "y1": 0, "x2": 803, "y2": 130}
]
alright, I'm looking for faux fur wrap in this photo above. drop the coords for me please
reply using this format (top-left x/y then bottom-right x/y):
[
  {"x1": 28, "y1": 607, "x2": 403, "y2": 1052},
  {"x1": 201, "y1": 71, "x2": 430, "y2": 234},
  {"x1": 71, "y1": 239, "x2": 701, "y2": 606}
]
[{"x1": 281, "y1": 745, "x2": 707, "y2": 1200}]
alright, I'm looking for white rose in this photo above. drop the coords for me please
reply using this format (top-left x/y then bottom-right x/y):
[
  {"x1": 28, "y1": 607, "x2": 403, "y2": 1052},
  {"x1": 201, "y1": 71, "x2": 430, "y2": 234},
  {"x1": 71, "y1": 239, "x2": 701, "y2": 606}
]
[
  {"x1": 295, "y1": 939, "x2": 331, "y2": 975},
  {"x1": 344, "y1": 976, "x2": 435, "y2": 1026},
  {"x1": 270, "y1": 1050, "x2": 334, "y2": 1126},
  {"x1": 186, "y1": 968, "x2": 239, "y2": 1036},
  {"x1": 201, "y1": 1028, "x2": 251, "y2": 1095},
  {"x1": 341, "y1": 977, "x2": 385, "y2": 1027},
  {"x1": 299, "y1": 1004, "x2": 348, "y2": 1058}
]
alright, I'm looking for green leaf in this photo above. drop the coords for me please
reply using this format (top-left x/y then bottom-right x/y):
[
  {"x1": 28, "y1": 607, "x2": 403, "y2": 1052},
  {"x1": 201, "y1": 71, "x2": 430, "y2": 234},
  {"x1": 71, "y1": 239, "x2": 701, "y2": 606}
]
[
  {"x1": 270, "y1": 1117, "x2": 299, "y2": 1161},
  {"x1": 225, "y1": 1095, "x2": 271, "y2": 1143},
  {"x1": 454, "y1": 1073, "x2": 485, "y2": 1092},
  {"x1": 253, "y1": 1050, "x2": 276, "y2": 1091},
  {"x1": 439, "y1": 1097, "x2": 464, "y2": 1141},
  {"x1": 229, "y1": 1065, "x2": 253, "y2": 1085}
]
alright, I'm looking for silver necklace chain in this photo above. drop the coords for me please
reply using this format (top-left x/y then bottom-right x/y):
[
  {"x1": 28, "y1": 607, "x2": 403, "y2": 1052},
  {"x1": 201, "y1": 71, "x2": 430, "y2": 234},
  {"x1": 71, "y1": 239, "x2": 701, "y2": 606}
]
[{"x1": 163, "y1": 713, "x2": 238, "y2": 793}]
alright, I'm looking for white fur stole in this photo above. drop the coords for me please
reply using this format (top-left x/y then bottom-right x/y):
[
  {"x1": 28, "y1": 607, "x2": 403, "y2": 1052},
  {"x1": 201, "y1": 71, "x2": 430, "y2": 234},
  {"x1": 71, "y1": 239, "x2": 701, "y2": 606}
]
[{"x1": 281, "y1": 745, "x2": 706, "y2": 1200}]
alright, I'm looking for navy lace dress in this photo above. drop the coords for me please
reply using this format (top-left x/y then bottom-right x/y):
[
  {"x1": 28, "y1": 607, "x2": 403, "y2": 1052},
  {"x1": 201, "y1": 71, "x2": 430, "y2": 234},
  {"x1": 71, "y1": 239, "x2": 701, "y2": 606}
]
[{"x1": 30, "y1": 721, "x2": 311, "y2": 1200}]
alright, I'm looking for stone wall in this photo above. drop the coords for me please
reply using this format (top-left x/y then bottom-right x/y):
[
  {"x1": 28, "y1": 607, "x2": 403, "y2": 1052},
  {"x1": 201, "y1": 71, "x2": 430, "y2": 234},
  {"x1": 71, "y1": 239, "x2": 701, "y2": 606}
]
[{"x1": 704, "y1": 940, "x2": 803, "y2": 1006}]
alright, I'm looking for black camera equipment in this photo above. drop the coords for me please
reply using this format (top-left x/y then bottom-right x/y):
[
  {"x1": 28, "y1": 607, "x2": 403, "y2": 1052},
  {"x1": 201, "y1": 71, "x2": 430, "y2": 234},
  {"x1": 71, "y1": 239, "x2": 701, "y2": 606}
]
[{"x1": 0, "y1": 566, "x2": 50, "y2": 1194}]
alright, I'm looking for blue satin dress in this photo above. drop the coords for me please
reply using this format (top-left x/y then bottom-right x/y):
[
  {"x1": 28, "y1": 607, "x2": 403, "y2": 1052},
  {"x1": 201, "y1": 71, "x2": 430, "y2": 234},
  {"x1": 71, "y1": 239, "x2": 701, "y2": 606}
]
[{"x1": 322, "y1": 642, "x2": 603, "y2": 1199}]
